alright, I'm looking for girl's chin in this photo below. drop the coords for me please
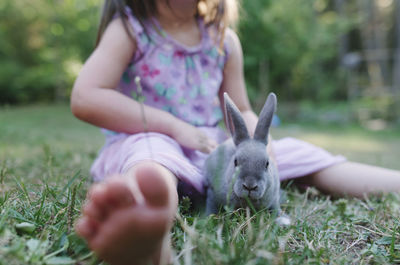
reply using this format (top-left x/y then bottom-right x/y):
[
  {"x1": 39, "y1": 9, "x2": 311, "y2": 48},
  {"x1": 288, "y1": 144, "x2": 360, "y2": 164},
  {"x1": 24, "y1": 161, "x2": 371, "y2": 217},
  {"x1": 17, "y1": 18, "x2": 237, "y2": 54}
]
[{"x1": 168, "y1": 0, "x2": 198, "y2": 13}]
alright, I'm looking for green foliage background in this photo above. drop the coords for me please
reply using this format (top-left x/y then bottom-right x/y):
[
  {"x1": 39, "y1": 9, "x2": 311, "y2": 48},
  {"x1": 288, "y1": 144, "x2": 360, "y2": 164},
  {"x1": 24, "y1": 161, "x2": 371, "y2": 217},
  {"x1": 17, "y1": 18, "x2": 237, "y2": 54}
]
[
  {"x1": 240, "y1": 0, "x2": 354, "y2": 102},
  {"x1": 0, "y1": 0, "x2": 354, "y2": 104},
  {"x1": 0, "y1": 0, "x2": 99, "y2": 104}
]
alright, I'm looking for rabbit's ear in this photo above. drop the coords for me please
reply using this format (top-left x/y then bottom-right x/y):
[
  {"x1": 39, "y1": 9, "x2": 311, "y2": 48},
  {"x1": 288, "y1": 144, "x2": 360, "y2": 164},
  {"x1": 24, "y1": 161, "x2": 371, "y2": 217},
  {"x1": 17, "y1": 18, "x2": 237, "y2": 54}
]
[
  {"x1": 254, "y1": 93, "x2": 277, "y2": 144},
  {"x1": 224, "y1": 93, "x2": 249, "y2": 145}
]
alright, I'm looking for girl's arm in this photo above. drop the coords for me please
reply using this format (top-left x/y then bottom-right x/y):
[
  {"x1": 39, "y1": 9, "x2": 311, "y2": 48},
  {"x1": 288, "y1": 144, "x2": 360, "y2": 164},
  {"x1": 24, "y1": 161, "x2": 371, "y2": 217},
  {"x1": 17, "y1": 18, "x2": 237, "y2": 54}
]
[
  {"x1": 71, "y1": 18, "x2": 216, "y2": 153},
  {"x1": 219, "y1": 28, "x2": 275, "y2": 159},
  {"x1": 219, "y1": 28, "x2": 258, "y2": 135}
]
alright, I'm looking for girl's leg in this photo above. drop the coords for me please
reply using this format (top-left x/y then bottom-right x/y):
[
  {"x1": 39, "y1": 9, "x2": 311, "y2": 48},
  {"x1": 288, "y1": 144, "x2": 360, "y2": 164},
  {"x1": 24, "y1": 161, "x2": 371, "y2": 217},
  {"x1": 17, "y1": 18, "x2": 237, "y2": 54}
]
[
  {"x1": 299, "y1": 161, "x2": 400, "y2": 198},
  {"x1": 75, "y1": 161, "x2": 178, "y2": 265}
]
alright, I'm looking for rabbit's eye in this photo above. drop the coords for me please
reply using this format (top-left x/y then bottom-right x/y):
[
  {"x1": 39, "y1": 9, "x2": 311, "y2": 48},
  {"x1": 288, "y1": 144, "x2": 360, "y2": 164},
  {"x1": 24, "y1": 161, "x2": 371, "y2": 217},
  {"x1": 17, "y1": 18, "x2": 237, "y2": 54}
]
[
  {"x1": 234, "y1": 158, "x2": 238, "y2": 167},
  {"x1": 265, "y1": 161, "x2": 269, "y2": 169}
]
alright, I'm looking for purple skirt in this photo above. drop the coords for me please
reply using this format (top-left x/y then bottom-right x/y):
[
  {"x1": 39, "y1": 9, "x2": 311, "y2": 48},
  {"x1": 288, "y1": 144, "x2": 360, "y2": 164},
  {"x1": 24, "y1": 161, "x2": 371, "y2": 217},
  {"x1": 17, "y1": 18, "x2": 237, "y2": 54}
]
[{"x1": 91, "y1": 128, "x2": 345, "y2": 194}]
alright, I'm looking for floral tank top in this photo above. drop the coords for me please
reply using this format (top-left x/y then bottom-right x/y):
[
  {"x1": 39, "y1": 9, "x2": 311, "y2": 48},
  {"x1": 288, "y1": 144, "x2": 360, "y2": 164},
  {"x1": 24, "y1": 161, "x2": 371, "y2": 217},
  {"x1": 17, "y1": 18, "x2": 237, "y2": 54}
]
[{"x1": 104, "y1": 7, "x2": 229, "y2": 138}]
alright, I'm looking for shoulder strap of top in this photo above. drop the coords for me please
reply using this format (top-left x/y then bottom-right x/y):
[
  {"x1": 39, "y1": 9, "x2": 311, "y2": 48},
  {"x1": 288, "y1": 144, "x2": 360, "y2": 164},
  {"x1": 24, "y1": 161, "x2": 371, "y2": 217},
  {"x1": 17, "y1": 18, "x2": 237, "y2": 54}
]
[
  {"x1": 205, "y1": 25, "x2": 231, "y2": 67},
  {"x1": 113, "y1": 6, "x2": 152, "y2": 61}
]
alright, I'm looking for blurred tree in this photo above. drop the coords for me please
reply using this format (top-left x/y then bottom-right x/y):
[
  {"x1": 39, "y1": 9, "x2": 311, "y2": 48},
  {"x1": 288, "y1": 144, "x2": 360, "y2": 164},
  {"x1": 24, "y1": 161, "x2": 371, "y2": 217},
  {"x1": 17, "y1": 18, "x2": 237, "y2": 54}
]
[
  {"x1": 393, "y1": 0, "x2": 400, "y2": 92},
  {"x1": 0, "y1": 0, "x2": 99, "y2": 104},
  {"x1": 239, "y1": 0, "x2": 356, "y2": 104},
  {"x1": 2, "y1": 0, "x2": 396, "y2": 115}
]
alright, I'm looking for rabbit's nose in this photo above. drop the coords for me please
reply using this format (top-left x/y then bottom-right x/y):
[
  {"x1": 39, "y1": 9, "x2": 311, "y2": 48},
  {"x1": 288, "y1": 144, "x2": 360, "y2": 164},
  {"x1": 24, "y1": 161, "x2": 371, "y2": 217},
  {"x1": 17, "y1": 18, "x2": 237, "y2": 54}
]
[{"x1": 243, "y1": 183, "x2": 258, "y2": 191}]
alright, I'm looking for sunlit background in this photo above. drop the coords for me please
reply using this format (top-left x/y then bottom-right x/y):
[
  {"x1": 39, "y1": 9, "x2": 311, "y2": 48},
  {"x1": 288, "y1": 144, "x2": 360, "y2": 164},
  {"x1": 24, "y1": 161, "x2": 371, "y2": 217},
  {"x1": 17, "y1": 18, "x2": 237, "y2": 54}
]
[{"x1": 1, "y1": 0, "x2": 400, "y2": 129}]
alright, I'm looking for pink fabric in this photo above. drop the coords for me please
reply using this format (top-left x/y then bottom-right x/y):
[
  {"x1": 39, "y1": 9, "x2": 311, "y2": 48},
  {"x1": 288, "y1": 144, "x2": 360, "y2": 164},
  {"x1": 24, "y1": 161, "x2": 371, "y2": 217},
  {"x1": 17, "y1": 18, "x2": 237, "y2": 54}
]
[
  {"x1": 273, "y1": 137, "x2": 346, "y2": 181},
  {"x1": 91, "y1": 127, "x2": 229, "y2": 194},
  {"x1": 90, "y1": 133, "x2": 346, "y2": 194},
  {"x1": 108, "y1": 7, "x2": 228, "y2": 130}
]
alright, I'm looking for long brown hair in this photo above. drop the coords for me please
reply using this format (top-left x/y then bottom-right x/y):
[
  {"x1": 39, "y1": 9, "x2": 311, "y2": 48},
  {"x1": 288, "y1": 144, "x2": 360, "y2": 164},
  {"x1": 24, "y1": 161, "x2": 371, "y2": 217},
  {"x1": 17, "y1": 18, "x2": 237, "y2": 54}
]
[{"x1": 95, "y1": 0, "x2": 239, "y2": 47}]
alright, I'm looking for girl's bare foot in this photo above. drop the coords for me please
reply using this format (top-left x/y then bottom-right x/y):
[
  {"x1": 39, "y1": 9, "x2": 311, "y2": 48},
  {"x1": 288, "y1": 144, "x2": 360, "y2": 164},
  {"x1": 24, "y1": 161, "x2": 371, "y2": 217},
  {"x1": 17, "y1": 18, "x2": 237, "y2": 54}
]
[{"x1": 75, "y1": 163, "x2": 177, "y2": 265}]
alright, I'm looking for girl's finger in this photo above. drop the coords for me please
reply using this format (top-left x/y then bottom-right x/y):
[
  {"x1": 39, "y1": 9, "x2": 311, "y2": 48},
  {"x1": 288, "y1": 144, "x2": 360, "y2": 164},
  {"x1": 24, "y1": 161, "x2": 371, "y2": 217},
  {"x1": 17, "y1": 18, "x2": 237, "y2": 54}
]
[
  {"x1": 209, "y1": 140, "x2": 217, "y2": 150},
  {"x1": 203, "y1": 139, "x2": 217, "y2": 154}
]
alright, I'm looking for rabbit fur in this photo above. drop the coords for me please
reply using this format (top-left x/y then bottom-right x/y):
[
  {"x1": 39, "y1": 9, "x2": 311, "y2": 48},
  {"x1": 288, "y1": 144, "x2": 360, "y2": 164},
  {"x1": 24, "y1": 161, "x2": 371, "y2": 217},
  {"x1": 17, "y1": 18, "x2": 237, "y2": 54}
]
[{"x1": 204, "y1": 93, "x2": 289, "y2": 223}]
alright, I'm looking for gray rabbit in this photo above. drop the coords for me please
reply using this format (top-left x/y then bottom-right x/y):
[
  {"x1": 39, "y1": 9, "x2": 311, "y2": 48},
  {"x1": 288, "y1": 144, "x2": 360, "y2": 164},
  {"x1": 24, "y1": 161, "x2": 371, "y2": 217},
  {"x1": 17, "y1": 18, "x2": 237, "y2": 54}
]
[{"x1": 204, "y1": 92, "x2": 290, "y2": 225}]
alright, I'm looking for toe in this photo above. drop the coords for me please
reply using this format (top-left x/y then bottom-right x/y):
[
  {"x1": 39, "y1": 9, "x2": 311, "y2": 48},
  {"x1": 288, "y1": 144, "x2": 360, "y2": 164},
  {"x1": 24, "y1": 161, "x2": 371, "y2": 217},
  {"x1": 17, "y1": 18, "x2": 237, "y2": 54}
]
[
  {"x1": 82, "y1": 200, "x2": 103, "y2": 221},
  {"x1": 90, "y1": 180, "x2": 136, "y2": 220},
  {"x1": 75, "y1": 216, "x2": 98, "y2": 239},
  {"x1": 104, "y1": 180, "x2": 135, "y2": 207},
  {"x1": 86, "y1": 184, "x2": 109, "y2": 221},
  {"x1": 136, "y1": 165, "x2": 170, "y2": 208}
]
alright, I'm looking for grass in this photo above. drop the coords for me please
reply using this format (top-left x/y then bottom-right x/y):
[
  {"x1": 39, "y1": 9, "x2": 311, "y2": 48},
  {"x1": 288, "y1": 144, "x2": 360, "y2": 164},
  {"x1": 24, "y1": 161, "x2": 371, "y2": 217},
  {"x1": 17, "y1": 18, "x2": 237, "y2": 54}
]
[{"x1": 1, "y1": 104, "x2": 400, "y2": 265}]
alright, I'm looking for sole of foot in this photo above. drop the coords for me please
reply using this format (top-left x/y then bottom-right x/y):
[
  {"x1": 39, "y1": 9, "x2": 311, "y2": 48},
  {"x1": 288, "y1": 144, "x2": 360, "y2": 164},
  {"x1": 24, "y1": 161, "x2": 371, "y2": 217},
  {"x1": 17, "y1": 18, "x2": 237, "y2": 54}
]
[{"x1": 76, "y1": 164, "x2": 175, "y2": 265}]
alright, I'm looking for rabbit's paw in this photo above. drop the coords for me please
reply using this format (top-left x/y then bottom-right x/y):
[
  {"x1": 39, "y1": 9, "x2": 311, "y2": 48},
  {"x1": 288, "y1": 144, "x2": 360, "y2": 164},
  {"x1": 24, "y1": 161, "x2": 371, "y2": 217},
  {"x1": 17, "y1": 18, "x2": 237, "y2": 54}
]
[{"x1": 275, "y1": 215, "x2": 291, "y2": 226}]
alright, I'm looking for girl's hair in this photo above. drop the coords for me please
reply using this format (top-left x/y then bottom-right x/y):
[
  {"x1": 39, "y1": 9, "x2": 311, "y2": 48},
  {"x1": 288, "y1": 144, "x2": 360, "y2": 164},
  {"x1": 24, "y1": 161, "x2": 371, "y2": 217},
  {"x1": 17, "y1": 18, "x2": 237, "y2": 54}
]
[{"x1": 95, "y1": 0, "x2": 239, "y2": 47}]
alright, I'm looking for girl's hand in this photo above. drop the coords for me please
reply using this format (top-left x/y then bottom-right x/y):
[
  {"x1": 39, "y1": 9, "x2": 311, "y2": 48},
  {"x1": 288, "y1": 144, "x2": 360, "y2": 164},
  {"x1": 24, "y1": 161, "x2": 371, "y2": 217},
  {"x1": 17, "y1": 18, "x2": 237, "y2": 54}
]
[{"x1": 171, "y1": 121, "x2": 217, "y2": 154}]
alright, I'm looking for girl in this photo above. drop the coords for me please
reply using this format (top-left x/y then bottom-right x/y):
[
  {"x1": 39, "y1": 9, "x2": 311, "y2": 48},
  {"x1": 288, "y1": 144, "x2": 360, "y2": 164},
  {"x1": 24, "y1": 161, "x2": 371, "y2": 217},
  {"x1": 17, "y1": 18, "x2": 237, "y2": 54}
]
[{"x1": 71, "y1": 0, "x2": 400, "y2": 264}]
